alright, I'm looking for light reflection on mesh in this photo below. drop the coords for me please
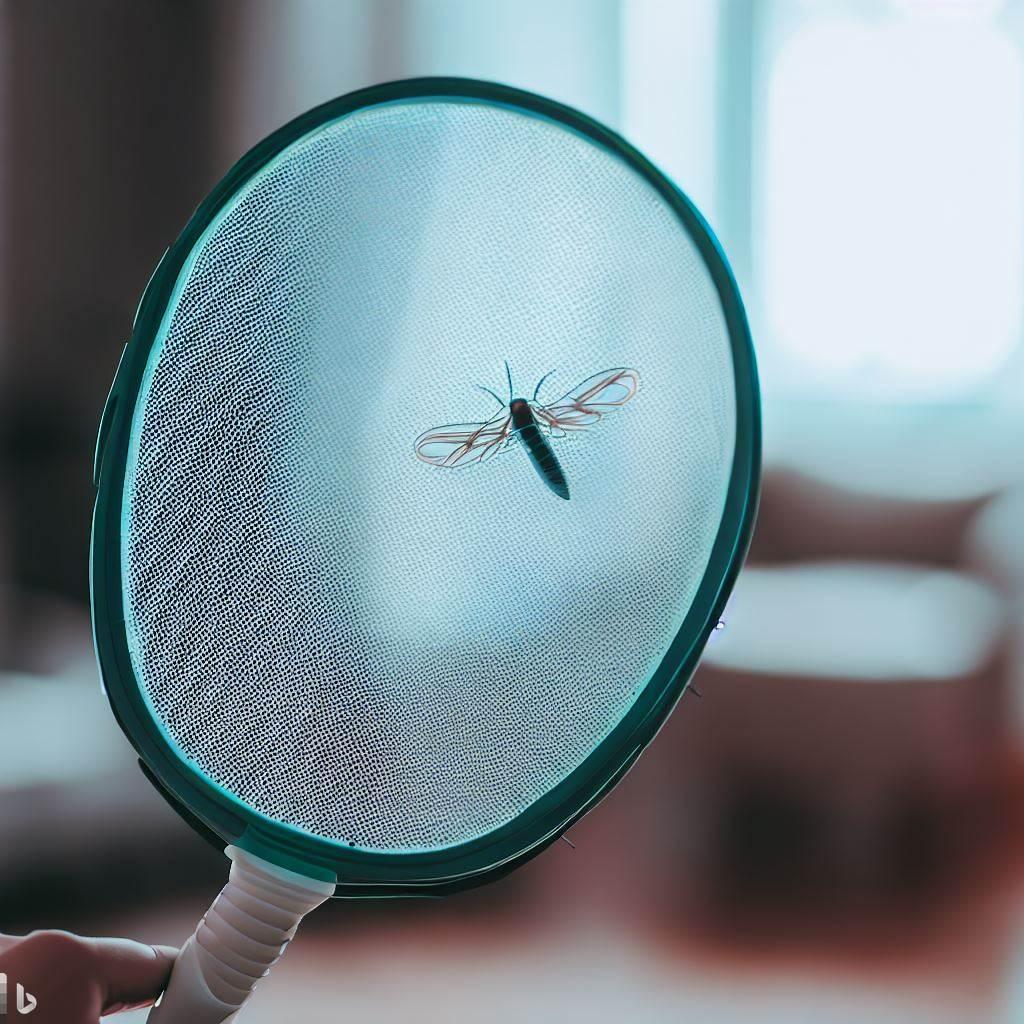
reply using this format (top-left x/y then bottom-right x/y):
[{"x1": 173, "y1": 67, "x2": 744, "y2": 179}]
[{"x1": 122, "y1": 100, "x2": 736, "y2": 852}]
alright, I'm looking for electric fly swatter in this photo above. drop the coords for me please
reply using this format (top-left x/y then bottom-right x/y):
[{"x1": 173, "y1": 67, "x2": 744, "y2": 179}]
[{"x1": 90, "y1": 78, "x2": 760, "y2": 1022}]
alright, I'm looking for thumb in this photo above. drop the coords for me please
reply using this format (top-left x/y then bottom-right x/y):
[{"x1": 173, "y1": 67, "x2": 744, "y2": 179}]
[{"x1": 82, "y1": 937, "x2": 178, "y2": 1014}]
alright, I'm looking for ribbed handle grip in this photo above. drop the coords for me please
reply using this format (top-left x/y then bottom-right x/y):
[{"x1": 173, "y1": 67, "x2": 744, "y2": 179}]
[{"x1": 147, "y1": 846, "x2": 334, "y2": 1023}]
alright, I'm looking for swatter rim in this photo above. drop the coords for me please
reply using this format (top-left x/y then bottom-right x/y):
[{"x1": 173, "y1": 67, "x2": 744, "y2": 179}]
[{"x1": 90, "y1": 76, "x2": 760, "y2": 892}]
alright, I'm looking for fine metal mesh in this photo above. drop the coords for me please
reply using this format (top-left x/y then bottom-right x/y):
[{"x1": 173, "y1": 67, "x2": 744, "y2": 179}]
[{"x1": 121, "y1": 98, "x2": 737, "y2": 852}]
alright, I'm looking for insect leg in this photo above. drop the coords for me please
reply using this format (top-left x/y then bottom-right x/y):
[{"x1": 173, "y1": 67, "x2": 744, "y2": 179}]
[{"x1": 532, "y1": 369, "x2": 555, "y2": 402}]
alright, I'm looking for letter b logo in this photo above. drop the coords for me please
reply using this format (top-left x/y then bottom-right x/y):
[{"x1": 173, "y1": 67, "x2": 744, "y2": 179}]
[
  {"x1": 0, "y1": 975, "x2": 37, "y2": 1016},
  {"x1": 15, "y1": 984, "x2": 35, "y2": 1015}
]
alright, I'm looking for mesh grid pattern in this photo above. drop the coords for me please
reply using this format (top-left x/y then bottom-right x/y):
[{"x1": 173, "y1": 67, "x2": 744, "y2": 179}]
[{"x1": 122, "y1": 99, "x2": 736, "y2": 852}]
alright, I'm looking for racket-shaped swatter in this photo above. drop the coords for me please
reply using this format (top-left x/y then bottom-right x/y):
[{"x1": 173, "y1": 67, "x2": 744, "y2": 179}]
[{"x1": 91, "y1": 78, "x2": 760, "y2": 1022}]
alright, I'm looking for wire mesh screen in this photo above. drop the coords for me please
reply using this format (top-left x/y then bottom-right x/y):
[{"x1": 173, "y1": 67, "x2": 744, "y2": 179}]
[{"x1": 121, "y1": 98, "x2": 736, "y2": 852}]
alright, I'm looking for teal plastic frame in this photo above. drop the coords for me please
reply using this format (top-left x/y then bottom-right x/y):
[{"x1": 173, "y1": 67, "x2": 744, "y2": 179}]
[{"x1": 91, "y1": 77, "x2": 761, "y2": 896}]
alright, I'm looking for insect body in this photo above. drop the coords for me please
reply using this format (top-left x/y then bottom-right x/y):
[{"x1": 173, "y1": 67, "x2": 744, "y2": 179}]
[
  {"x1": 509, "y1": 396, "x2": 570, "y2": 500},
  {"x1": 414, "y1": 364, "x2": 639, "y2": 500}
]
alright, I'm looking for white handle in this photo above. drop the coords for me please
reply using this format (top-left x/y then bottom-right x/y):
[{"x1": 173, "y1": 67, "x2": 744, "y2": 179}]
[{"x1": 148, "y1": 846, "x2": 335, "y2": 1023}]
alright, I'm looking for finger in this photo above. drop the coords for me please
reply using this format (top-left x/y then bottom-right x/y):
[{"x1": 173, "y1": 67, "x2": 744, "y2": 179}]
[{"x1": 79, "y1": 937, "x2": 178, "y2": 1014}]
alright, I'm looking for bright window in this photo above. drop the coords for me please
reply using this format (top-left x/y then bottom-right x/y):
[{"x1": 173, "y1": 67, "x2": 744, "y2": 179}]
[{"x1": 758, "y1": 6, "x2": 1023, "y2": 400}]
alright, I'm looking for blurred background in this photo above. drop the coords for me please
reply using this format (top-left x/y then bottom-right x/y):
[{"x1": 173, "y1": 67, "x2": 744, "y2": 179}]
[{"x1": 2, "y1": 0, "x2": 1024, "y2": 1020}]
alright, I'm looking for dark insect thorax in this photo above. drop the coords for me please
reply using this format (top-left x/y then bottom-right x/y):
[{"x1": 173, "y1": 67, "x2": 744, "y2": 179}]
[{"x1": 509, "y1": 398, "x2": 534, "y2": 432}]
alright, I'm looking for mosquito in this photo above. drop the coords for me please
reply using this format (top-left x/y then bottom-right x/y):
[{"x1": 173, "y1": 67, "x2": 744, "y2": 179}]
[{"x1": 414, "y1": 363, "x2": 639, "y2": 500}]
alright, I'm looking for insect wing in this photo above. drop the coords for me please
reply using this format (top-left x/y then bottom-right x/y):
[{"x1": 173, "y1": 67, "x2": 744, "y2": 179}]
[
  {"x1": 537, "y1": 368, "x2": 639, "y2": 432},
  {"x1": 414, "y1": 415, "x2": 513, "y2": 468}
]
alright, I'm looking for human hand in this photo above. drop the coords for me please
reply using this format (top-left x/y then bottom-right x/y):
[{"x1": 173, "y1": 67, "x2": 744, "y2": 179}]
[{"x1": 0, "y1": 931, "x2": 177, "y2": 1022}]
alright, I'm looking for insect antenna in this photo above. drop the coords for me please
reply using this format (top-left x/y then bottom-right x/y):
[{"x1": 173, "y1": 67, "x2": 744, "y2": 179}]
[
  {"x1": 505, "y1": 360, "x2": 514, "y2": 401},
  {"x1": 532, "y1": 369, "x2": 555, "y2": 402},
  {"x1": 479, "y1": 385, "x2": 505, "y2": 408}
]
